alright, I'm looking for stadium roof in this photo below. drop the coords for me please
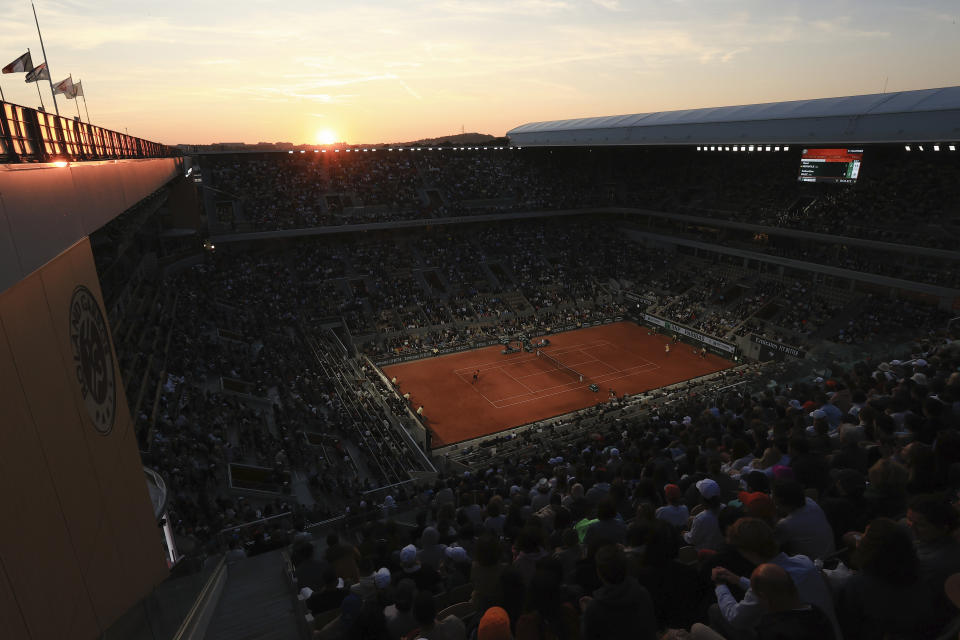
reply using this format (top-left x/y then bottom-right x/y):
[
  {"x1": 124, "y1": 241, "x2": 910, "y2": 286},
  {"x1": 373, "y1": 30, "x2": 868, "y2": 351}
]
[{"x1": 507, "y1": 86, "x2": 960, "y2": 147}]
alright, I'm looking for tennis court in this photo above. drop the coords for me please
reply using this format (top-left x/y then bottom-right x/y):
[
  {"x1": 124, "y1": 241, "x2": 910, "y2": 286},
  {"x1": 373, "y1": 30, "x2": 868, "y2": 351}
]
[{"x1": 383, "y1": 321, "x2": 734, "y2": 448}]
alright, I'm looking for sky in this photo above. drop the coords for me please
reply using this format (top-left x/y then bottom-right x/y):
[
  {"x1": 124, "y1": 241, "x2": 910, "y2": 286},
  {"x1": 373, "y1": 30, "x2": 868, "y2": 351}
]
[{"x1": 1, "y1": 0, "x2": 958, "y2": 145}]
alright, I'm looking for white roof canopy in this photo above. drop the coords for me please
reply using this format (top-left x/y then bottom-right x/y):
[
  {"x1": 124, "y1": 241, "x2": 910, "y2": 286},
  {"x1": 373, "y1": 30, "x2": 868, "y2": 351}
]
[{"x1": 507, "y1": 86, "x2": 960, "y2": 146}]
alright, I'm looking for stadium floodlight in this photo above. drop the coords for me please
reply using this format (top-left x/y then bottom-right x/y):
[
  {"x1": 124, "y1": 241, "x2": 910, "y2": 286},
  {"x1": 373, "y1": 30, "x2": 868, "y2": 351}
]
[
  {"x1": 300, "y1": 150, "x2": 305, "y2": 153},
  {"x1": 288, "y1": 150, "x2": 293, "y2": 154},
  {"x1": 765, "y1": 146, "x2": 771, "y2": 151},
  {"x1": 725, "y1": 146, "x2": 730, "y2": 151},
  {"x1": 774, "y1": 146, "x2": 780, "y2": 151},
  {"x1": 950, "y1": 145, "x2": 956, "y2": 151},
  {"x1": 934, "y1": 145, "x2": 940, "y2": 151},
  {"x1": 783, "y1": 146, "x2": 789, "y2": 151},
  {"x1": 919, "y1": 145, "x2": 925, "y2": 151},
  {"x1": 322, "y1": 149, "x2": 326, "y2": 153},
  {"x1": 748, "y1": 145, "x2": 754, "y2": 152}
]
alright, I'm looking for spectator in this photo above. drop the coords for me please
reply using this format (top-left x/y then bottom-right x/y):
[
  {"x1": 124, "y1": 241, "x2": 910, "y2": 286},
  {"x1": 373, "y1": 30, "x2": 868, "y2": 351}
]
[
  {"x1": 656, "y1": 484, "x2": 690, "y2": 529},
  {"x1": 515, "y1": 560, "x2": 578, "y2": 640},
  {"x1": 583, "y1": 497, "x2": 627, "y2": 551},
  {"x1": 836, "y1": 518, "x2": 938, "y2": 640},
  {"x1": 750, "y1": 563, "x2": 836, "y2": 640},
  {"x1": 478, "y1": 606, "x2": 514, "y2": 640},
  {"x1": 316, "y1": 592, "x2": 362, "y2": 640},
  {"x1": 772, "y1": 479, "x2": 835, "y2": 561},
  {"x1": 683, "y1": 479, "x2": 725, "y2": 552},
  {"x1": 384, "y1": 579, "x2": 418, "y2": 640},
  {"x1": 908, "y1": 494, "x2": 960, "y2": 629},
  {"x1": 706, "y1": 517, "x2": 839, "y2": 640},
  {"x1": 398, "y1": 543, "x2": 442, "y2": 593},
  {"x1": 306, "y1": 566, "x2": 349, "y2": 615},
  {"x1": 864, "y1": 458, "x2": 909, "y2": 520},
  {"x1": 419, "y1": 526, "x2": 447, "y2": 571},
  {"x1": 580, "y1": 545, "x2": 657, "y2": 640},
  {"x1": 472, "y1": 533, "x2": 505, "y2": 610},
  {"x1": 406, "y1": 590, "x2": 466, "y2": 640}
]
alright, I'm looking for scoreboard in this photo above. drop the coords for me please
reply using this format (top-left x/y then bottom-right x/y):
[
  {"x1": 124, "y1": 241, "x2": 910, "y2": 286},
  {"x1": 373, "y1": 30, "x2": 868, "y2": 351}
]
[{"x1": 798, "y1": 148, "x2": 863, "y2": 184}]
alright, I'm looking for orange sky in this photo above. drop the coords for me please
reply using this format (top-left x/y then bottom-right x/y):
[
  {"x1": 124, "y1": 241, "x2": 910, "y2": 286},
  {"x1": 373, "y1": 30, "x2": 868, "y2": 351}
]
[{"x1": 1, "y1": 1, "x2": 958, "y2": 145}]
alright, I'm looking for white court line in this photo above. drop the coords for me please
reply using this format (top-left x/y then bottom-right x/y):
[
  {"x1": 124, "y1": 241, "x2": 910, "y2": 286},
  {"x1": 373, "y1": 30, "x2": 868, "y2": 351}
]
[
  {"x1": 492, "y1": 363, "x2": 663, "y2": 408},
  {"x1": 490, "y1": 361, "x2": 661, "y2": 407},
  {"x1": 450, "y1": 337, "x2": 666, "y2": 408},
  {"x1": 589, "y1": 351, "x2": 631, "y2": 374},
  {"x1": 450, "y1": 340, "x2": 611, "y2": 375},
  {"x1": 501, "y1": 367, "x2": 536, "y2": 393},
  {"x1": 491, "y1": 375, "x2": 583, "y2": 402},
  {"x1": 454, "y1": 369, "x2": 501, "y2": 408}
]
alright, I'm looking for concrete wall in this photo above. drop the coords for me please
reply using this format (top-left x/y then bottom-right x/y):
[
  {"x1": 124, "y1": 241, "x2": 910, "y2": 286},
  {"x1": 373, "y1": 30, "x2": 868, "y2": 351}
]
[
  {"x1": 0, "y1": 238, "x2": 167, "y2": 639},
  {"x1": 0, "y1": 157, "x2": 181, "y2": 295}
]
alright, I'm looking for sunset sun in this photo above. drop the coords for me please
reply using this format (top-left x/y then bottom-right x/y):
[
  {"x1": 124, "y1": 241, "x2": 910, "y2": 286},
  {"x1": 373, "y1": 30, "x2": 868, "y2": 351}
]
[{"x1": 316, "y1": 129, "x2": 338, "y2": 145}]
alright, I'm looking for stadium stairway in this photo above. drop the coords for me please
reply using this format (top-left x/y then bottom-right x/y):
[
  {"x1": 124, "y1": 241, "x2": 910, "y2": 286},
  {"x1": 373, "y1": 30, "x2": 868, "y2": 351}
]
[
  {"x1": 204, "y1": 549, "x2": 301, "y2": 640},
  {"x1": 502, "y1": 290, "x2": 534, "y2": 315}
]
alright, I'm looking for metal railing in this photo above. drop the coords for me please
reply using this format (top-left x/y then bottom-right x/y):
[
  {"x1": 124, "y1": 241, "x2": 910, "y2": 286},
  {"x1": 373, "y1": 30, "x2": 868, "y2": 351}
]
[{"x1": 1, "y1": 99, "x2": 177, "y2": 163}]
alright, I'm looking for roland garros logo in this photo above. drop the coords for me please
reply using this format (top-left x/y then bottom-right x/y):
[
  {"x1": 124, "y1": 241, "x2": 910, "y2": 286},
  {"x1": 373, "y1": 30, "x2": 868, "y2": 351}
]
[{"x1": 69, "y1": 286, "x2": 116, "y2": 435}]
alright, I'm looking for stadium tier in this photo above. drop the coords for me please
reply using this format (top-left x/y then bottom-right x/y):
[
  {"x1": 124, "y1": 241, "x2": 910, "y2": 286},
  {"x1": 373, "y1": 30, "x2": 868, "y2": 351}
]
[{"x1": 1, "y1": 88, "x2": 959, "y2": 640}]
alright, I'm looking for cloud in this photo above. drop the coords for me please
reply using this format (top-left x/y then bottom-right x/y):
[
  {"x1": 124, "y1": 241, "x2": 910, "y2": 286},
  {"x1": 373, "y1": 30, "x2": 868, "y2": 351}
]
[
  {"x1": 811, "y1": 17, "x2": 890, "y2": 38},
  {"x1": 429, "y1": 0, "x2": 571, "y2": 16},
  {"x1": 277, "y1": 73, "x2": 401, "y2": 88},
  {"x1": 720, "y1": 47, "x2": 750, "y2": 63},
  {"x1": 398, "y1": 79, "x2": 423, "y2": 101},
  {"x1": 591, "y1": 0, "x2": 621, "y2": 10}
]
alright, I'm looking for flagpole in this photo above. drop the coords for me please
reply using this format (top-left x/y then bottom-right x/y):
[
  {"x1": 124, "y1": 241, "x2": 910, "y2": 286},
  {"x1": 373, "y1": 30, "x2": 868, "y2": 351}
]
[
  {"x1": 69, "y1": 74, "x2": 81, "y2": 120},
  {"x1": 32, "y1": 0, "x2": 59, "y2": 116},
  {"x1": 81, "y1": 91, "x2": 90, "y2": 123},
  {"x1": 24, "y1": 47, "x2": 47, "y2": 111},
  {"x1": 35, "y1": 81, "x2": 46, "y2": 111}
]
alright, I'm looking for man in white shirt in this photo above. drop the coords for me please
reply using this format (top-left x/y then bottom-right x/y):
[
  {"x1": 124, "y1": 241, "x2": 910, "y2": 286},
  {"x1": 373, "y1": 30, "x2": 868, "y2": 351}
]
[
  {"x1": 772, "y1": 480, "x2": 835, "y2": 561},
  {"x1": 683, "y1": 479, "x2": 724, "y2": 552},
  {"x1": 703, "y1": 517, "x2": 840, "y2": 640}
]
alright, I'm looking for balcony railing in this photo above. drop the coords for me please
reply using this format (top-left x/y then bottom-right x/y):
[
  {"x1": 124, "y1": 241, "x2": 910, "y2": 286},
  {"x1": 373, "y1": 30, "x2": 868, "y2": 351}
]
[{"x1": 0, "y1": 99, "x2": 177, "y2": 163}]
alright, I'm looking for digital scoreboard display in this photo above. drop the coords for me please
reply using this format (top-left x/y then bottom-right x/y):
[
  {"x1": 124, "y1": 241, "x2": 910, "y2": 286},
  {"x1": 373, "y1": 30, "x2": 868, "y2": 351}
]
[{"x1": 798, "y1": 148, "x2": 863, "y2": 184}]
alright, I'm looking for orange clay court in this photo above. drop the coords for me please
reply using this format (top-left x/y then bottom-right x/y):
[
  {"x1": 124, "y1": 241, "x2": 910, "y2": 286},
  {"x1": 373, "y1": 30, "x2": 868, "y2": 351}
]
[{"x1": 384, "y1": 321, "x2": 734, "y2": 448}]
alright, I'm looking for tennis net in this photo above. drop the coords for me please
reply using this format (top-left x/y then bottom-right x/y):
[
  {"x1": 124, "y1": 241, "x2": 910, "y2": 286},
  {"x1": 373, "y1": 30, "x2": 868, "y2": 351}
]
[{"x1": 536, "y1": 349, "x2": 585, "y2": 383}]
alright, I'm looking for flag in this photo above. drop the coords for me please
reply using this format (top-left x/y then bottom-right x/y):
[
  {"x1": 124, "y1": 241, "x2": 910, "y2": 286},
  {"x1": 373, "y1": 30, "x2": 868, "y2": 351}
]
[
  {"x1": 69, "y1": 81, "x2": 83, "y2": 99},
  {"x1": 2, "y1": 51, "x2": 32, "y2": 74},
  {"x1": 25, "y1": 62, "x2": 48, "y2": 83},
  {"x1": 52, "y1": 76, "x2": 74, "y2": 96}
]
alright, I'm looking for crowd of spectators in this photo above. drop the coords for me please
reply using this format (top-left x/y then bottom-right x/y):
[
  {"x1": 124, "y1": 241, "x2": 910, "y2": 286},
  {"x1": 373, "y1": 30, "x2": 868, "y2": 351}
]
[
  {"x1": 201, "y1": 147, "x2": 960, "y2": 255},
  {"x1": 96, "y1": 202, "x2": 959, "y2": 637},
  {"x1": 287, "y1": 336, "x2": 960, "y2": 640}
]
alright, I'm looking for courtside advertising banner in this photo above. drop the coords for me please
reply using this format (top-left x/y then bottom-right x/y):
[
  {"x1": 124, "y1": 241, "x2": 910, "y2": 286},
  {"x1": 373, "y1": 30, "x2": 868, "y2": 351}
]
[{"x1": 641, "y1": 313, "x2": 736, "y2": 354}]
